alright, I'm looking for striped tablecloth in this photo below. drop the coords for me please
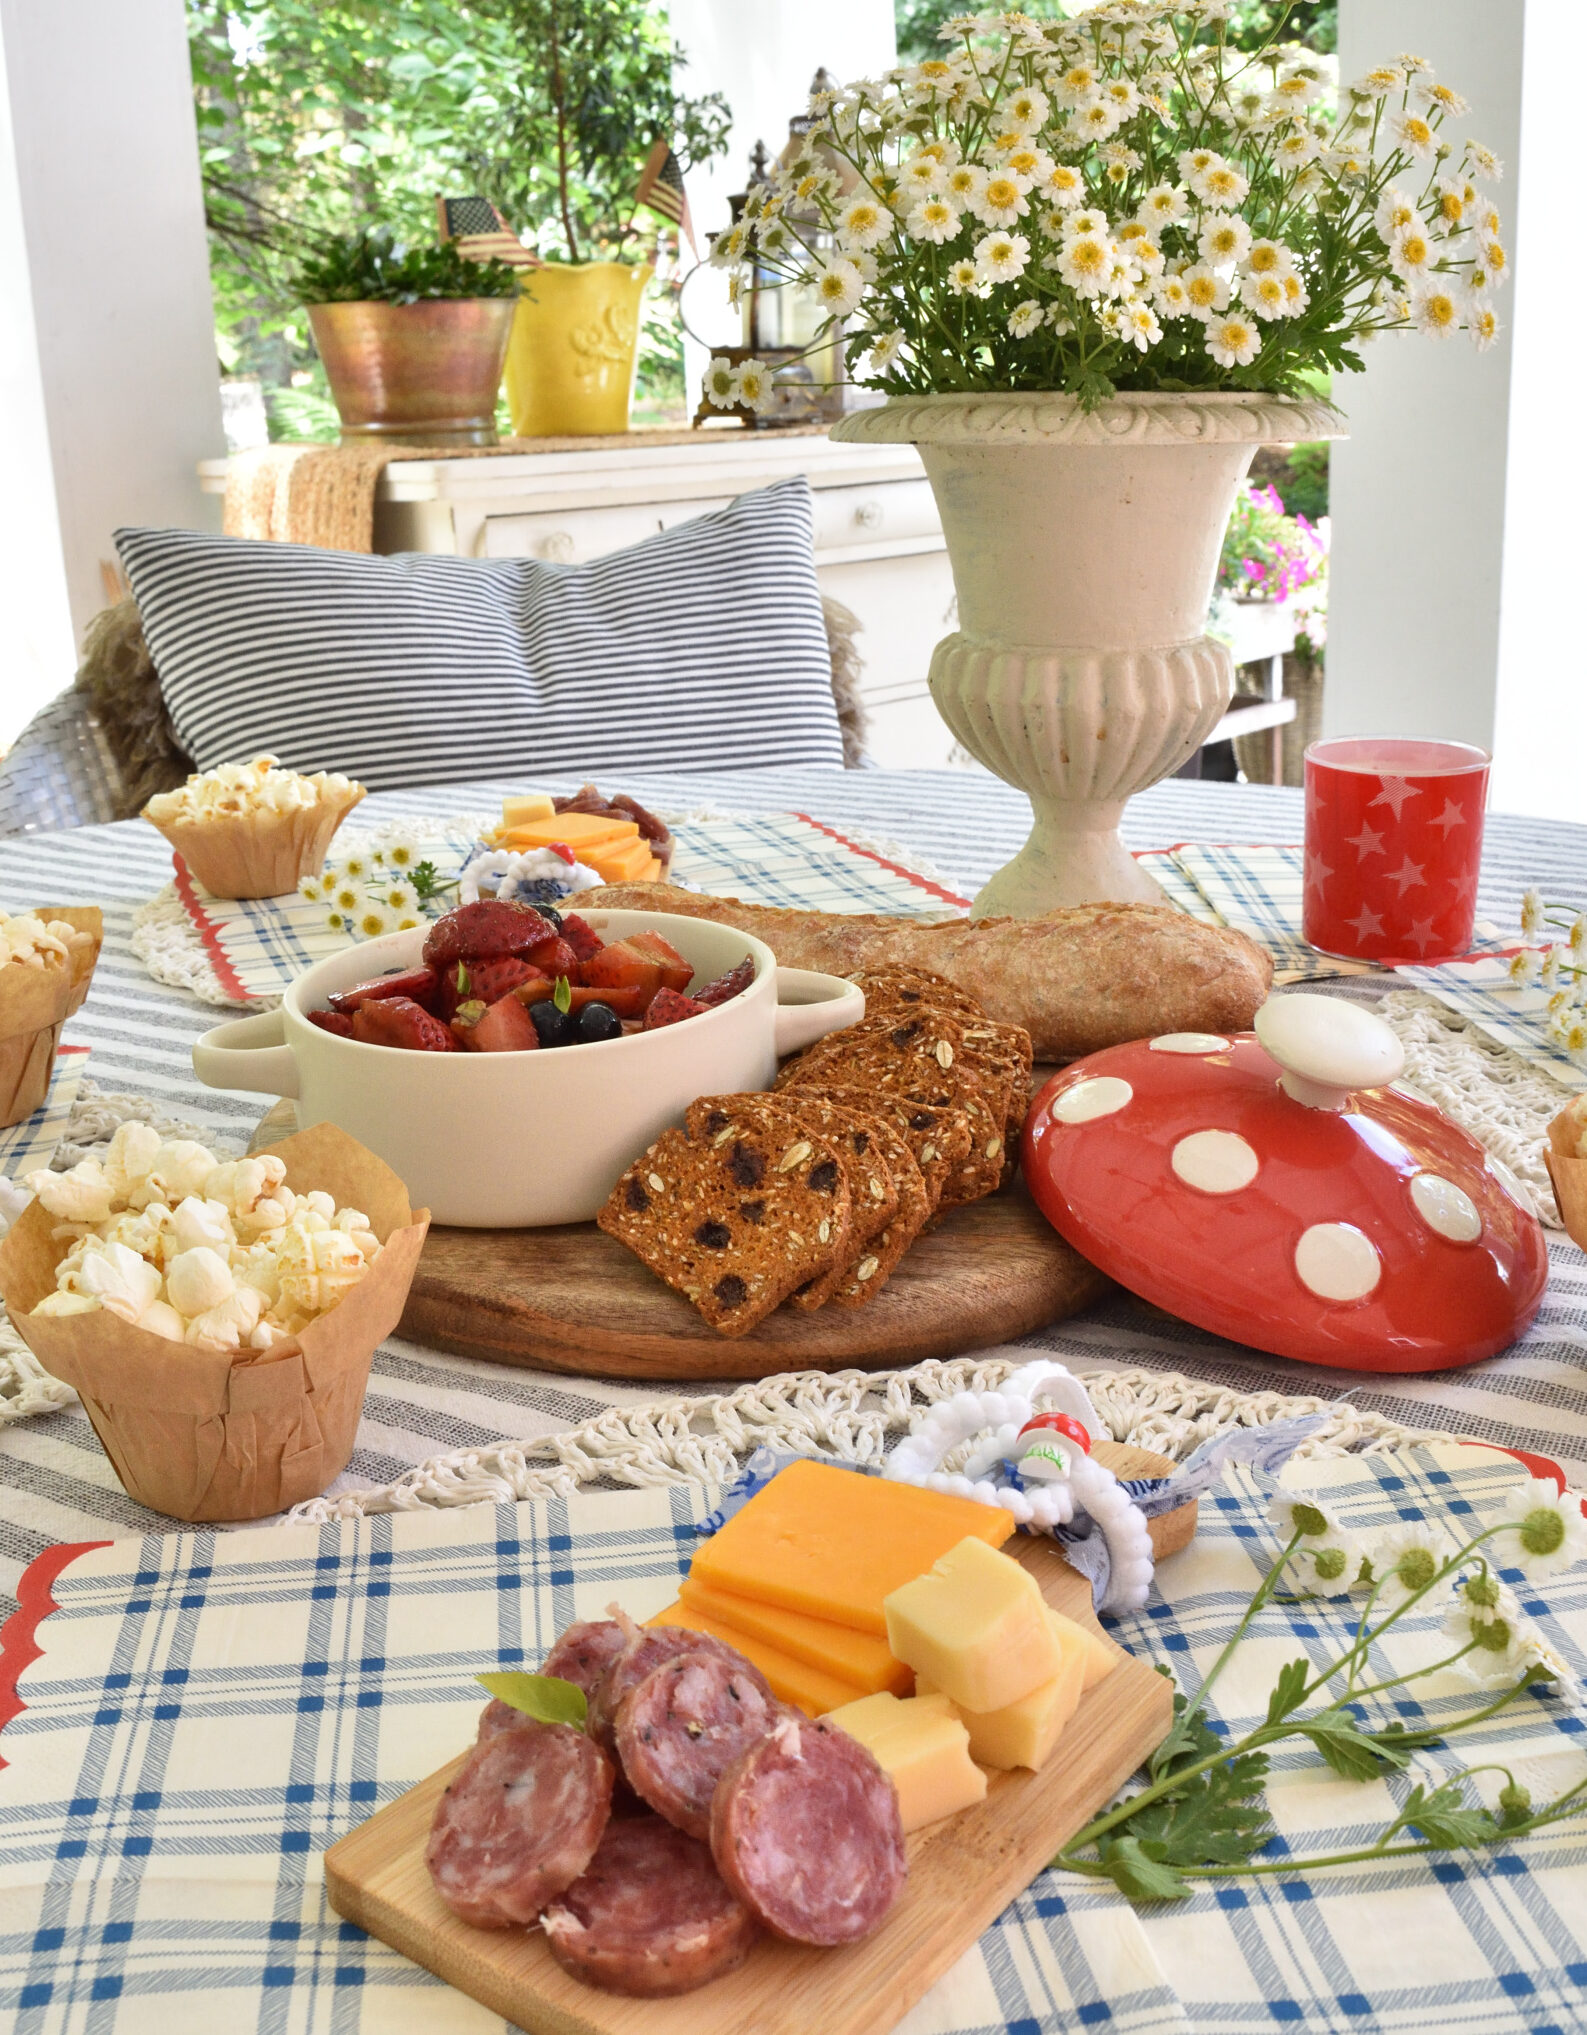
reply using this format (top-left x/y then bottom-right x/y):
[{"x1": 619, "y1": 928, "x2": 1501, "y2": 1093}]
[{"x1": 1, "y1": 769, "x2": 1585, "y2": 1621}]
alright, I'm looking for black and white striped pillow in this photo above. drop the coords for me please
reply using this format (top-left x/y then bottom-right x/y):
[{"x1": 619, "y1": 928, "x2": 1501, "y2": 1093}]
[{"x1": 115, "y1": 477, "x2": 843, "y2": 792}]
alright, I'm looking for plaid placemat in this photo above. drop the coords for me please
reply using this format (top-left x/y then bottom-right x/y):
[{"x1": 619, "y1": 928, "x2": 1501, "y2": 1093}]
[
  {"x1": 1, "y1": 1443, "x2": 1582, "y2": 2033},
  {"x1": 166, "y1": 812, "x2": 973, "y2": 1004},
  {"x1": 1394, "y1": 953, "x2": 1587, "y2": 1094},
  {"x1": 0, "y1": 1048, "x2": 89, "y2": 1179}
]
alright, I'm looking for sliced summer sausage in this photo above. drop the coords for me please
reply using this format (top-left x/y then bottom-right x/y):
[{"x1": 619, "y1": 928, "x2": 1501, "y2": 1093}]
[
  {"x1": 589, "y1": 1624, "x2": 770, "y2": 1756},
  {"x1": 426, "y1": 1720, "x2": 613, "y2": 1929},
  {"x1": 615, "y1": 1649, "x2": 783, "y2": 1840},
  {"x1": 476, "y1": 1620, "x2": 629, "y2": 1744},
  {"x1": 709, "y1": 1713, "x2": 906, "y2": 1946},
  {"x1": 542, "y1": 1813, "x2": 760, "y2": 1997}
]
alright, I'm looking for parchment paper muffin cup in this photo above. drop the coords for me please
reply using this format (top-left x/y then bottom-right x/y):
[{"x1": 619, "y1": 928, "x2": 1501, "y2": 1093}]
[
  {"x1": 1545, "y1": 1104, "x2": 1587, "y2": 1251},
  {"x1": 145, "y1": 784, "x2": 366, "y2": 900},
  {"x1": 0, "y1": 906, "x2": 102, "y2": 1128},
  {"x1": 0, "y1": 1121, "x2": 429, "y2": 1522}
]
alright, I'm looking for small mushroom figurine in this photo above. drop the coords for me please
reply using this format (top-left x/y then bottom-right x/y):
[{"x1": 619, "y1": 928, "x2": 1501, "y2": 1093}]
[{"x1": 1022, "y1": 993, "x2": 1548, "y2": 1373}]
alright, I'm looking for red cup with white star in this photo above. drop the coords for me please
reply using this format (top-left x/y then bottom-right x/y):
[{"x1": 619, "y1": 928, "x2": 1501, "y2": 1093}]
[{"x1": 1303, "y1": 737, "x2": 1489, "y2": 963}]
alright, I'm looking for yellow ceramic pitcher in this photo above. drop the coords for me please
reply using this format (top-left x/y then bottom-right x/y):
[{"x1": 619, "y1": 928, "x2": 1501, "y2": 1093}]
[{"x1": 504, "y1": 261, "x2": 653, "y2": 437}]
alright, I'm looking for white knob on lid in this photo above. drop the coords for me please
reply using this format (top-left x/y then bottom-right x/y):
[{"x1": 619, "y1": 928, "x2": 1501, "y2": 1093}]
[{"x1": 1254, "y1": 993, "x2": 1405, "y2": 1111}]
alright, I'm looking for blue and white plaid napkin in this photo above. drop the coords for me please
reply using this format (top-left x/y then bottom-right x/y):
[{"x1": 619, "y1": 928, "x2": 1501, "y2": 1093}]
[
  {"x1": 0, "y1": 1047, "x2": 89, "y2": 1181},
  {"x1": 1395, "y1": 955, "x2": 1587, "y2": 1094},
  {"x1": 2, "y1": 1443, "x2": 1582, "y2": 2033}
]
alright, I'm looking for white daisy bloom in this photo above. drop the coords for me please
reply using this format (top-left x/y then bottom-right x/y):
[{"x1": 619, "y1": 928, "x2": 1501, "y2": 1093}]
[
  {"x1": 1206, "y1": 313, "x2": 1261, "y2": 368},
  {"x1": 907, "y1": 198, "x2": 962, "y2": 244},
  {"x1": 1072, "y1": 98, "x2": 1125, "y2": 142},
  {"x1": 1198, "y1": 213, "x2": 1252, "y2": 267},
  {"x1": 813, "y1": 256, "x2": 866, "y2": 316},
  {"x1": 1394, "y1": 110, "x2": 1437, "y2": 159},
  {"x1": 1122, "y1": 300, "x2": 1164, "y2": 353},
  {"x1": 1444, "y1": 1574, "x2": 1535, "y2": 1688},
  {"x1": 1290, "y1": 1537, "x2": 1363, "y2": 1597},
  {"x1": 864, "y1": 327, "x2": 907, "y2": 371},
  {"x1": 944, "y1": 163, "x2": 988, "y2": 207},
  {"x1": 1508, "y1": 947, "x2": 1540, "y2": 986},
  {"x1": 1244, "y1": 239, "x2": 1296, "y2": 280},
  {"x1": 1482, "y1": 238, "x2": 1509, "y2": 284},
  {"x1": 1177, "y1": 146, "x2": 1219, "y2": 182},
  {"x1": 1240, "y1": 271, "x2": 1290, "y2": 322},
  {"x1": 1368, "y1": 1521, "x2": 1457, "y2": 1607},
  {"x1": 379, "y1": 881, "x2": 420, "y2": 916},
  {"x1": 998, "y1": 146, "x2": 1053, "y2": 187},
  {"x1": 1155, "y1": 273, "x2": 1194, "y2": 318},
  {"x1": 1052, "y1": 63, "x2": 1102, "y2": 109},
  {"x1": 1391, "y1": 227, "x2": 1433, "y2": 277},
  {"x1": 1136, "y1": 181, "x2": 1188, "y2": 227},
  {"x1": 331, "y1": 883, "x2": 362, "y2": 914},
  {"x1": 1492, "y1": 1477, "x2": 1587, "y2": 1581},
  {"x1": 1281, "y1": 272, "x2": 1311, "y2": 315},
  {"x1": 324, "y1": 909, "x2": 350, "y2": 936},
  {"x1": 334, "y1": 853, "x2": 370, "y2": 883},
  {"x1": 1180, "y1": 262, "x2": 1231, "y2": 319},
  {"x1": 1000, "y1": 84, "x2": 1050, "y2": 131},
  {"x1": 1118, "y1": 231, "x2": 1164, "y2": 277},
  {"x1": 1189, "y1": 159, "x2": 1249, "y2": 207},
  {"x1": 971, "y1": 171, "x2": 1031, "y2": 229},
  {"x1": 702, "y1": 355, "x2": 742, "y2": 409},
  {"x1": 708, "y1": 223, "x2": 748, "y2": 268},
  {"x1": 1007, "y1": 299, "x2": 1045, "y2": 338},
  {"x1": 1465, "y1": 140, "x2": 1503, "y2": 180},
  {"x1": 1042, "y1": 162, "x2": 1086, "y2": 208},
  {"x1": 298, "y1": 874, "x2": 330, "y2": 904},
  {"x1": 1419, "y1": 79, "x2": 1470, "y2": 118},
  {"x1": 1269, "y1": 1490, "x2": 1347, "y2": 1544},
  {"x1": 946, "y1": 257, "x2": 981, "y2": 295},
  {"x1": 380, "y1": 837, "x2": 421, "y2": 873},
  {"x1": 900, "y1": 153, "x2": 948, "y2": 197},
  {"x1": 1414, "y1": 286, "x2": 1461, "y2": 339},
  {"x1": 734, "y1": 362, "x2": 777, "y2": 415},
  {"x1": 1352, "y1": 64, "x2": 1404, "y2": 101},
  {"x1": 974, "y1": 229, "x2": 1030, "y2": 286},
  {"x1": 1273, "y1": 127, "x2": 1321, "y2": 168},
  {"x1": 1055, "y1": 232, "x2": 1112, "y2": 297},
  {"x1": 354, "y1": 904, "x2": 400, "y2": 941},
  {"x1": 1062, "y1": 209, "x2": 1110, "y2": 243},
  {"x1": 1102, "y1": 77, "x2": 1140, "y2": 118},
  {"x1": 1521, "y1": 888, "x2": 1547, "y2": 936},
  {"x1": 838, "y1": 199, "x2": 891, "y2": 252},
  {"x1": 1570, "y1": 916, "x2": 1587, "y2": 957}
]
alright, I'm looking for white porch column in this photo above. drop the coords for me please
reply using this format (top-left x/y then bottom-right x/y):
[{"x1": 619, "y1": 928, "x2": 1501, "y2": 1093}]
[
  {"x1": 0, "y1": 0, "x2": 224, "y2": 747},
  {"x1": 1327, "y1": 0, "x2": 1586, "y2": 824}
]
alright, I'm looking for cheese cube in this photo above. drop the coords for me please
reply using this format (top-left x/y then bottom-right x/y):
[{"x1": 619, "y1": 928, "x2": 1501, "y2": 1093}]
[
  {"x1": 828, "y1": 1690, "x2": 986, "y2": 1834},
  {"x1": 883, "y1": 1536, "x2": 1062, "y2": 1714},
  {"x1": 501, "y1": 793, "x2": 555, "y2": 827},
  {"x1": 678, "y1": 1577, "x2": 911, "y2": 1696},
  {"x1": 917, "y1": 1612, "x2": 1085, "y2": 1770},
  {"x1": 1049, "y1": 1606, "x2": 1123, "y2": 1692},
  {"x1": 646, "y1": 1601, "x2": 865, "y2": 1717},
  {"x1": 689, "y1": 1459, "x2": 1014, "y2": 1638}
]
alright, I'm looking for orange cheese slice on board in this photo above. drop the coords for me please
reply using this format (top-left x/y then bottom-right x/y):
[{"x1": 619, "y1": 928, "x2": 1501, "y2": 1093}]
[
  {"x1": 505, "y1": 811, "x2": 639, "y2": 851},
  {"x1": 678, "y1": 1577, "x2": 911, "y2": 1696},
  {"x1": 584, "y1": 835, "x2": 655, "y2": 885},
  {"x1": 646, "y1": 1600, "x2": 865, "y2": 1717},
  {"x1": 687, "y1": 1459, "x2": 1014, "y2": 1638}
]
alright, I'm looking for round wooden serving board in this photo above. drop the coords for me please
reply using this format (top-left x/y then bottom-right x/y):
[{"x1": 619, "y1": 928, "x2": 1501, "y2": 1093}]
[{"x1": 253, "y1": 1101, "x2": 1109, "y2": 1381}]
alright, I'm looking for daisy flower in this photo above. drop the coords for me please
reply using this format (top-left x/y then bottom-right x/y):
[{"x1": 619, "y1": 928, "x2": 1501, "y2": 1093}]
[
  {"x1": 971, "y1": 172, "x2": 1031, "y2": 228},
  {"x1": 1418, "y1": 79, "x2": 1469, "y2": 117},
  {"x1": 1445, "y1": 1574, "x2": 1534, "y2": 1687},
  {"x1": 1465, "y1": 140, "x2": 1502, "y2": 180},
  {"x1": 899, "y1": 153, "x2": 947, "y2": 198},
  {"x1": 1352, "y1": 63, "x2": 1404, "y2": 99},
  {"x1": 1072, "y1": 99, "x2": 1125, "y2": 143},
  {"x1": 1180, "y1": 262, "x2": 1230, "y2": 318},
  {"x1": 1482, "y1": 238, "x2": 1509, "y2": 283},
  {"x1": 1155, "y1": 273, "x2": 1194, "y2": 318},
  {"x1": 1006, "y1": 299, "x2": 1045, "y2": 338},
  {"x1": 1178, "y1": 146, "x2": 1219, "y2": 181},
  {"x1": 735, "y1": 362, "x2": 776, "y2": 414},
  {"x1": 1122, "y1": 301, "x2": 1164, "y2": 353},
  {"x1": 1508, "y1": 948, "x2": 1540, "y2": 986},
  {"x1": 1206, "y1": 312, "x2": 1261, "y2": 368},
  {"x1": 298, "y1": 874, "x2": 332, "y2": 904},
  {"x1": 907, "y1": 198, "x2": 961, "y2": 244},
  {"x1": 975, "y1": 230, "x2": 1030, "y2": 286},
  {"x1": 944, "y1": 163, "x2": 988, "y2": 207},
  {"x1": 865, "y1": 328, "x2": 906, "y2": 372},
  {"x1": 1394, "y1": 110, "x2": 1437, "y2": 159},
  {"x1": 1273, "y1": 127, "x2": 1321, "y2": 168},
  {"x1": 1281, "y1": 272, "x2": 1311, "y2": 315},
  {"x1": 1191, "y1": 159, "x2": 1250, "y2": 207},
  {"x1": 1492, "y1": 1477, "x2": 1587, "y2": 1581},
  {"x1": 334, "y1": 852, "x2": 371, "y2": 883},
  {"x1": 813, "y1": 256, "x2": 866, "y2": 316},
  {"x1": 378, "y1": 881, "x2": 420, "y2": 916},
  {"x1": 1000, "y1": 84, "x2": 1050, "y2": 130},
  {"x1": 1270, "y1": 1490, "x2": 1347, "y2": 1544},
  {"x1": 702, "y1": 356, "x2": 742, "y2": 409},
  {"x1": 946, "y1": 257, "x2": 981, "y2": 295},
  {"x1": 1521, "y1": 888, "x2": 1547, "y2": 936},
  {"x1": 1414, "y1": 286, "x2": 1461, "y2": 338},
  {"x1": 1245, "y1": 239, "x2": 1295, "y2": 279},
  {"x1": 331, "y1": 882, "x2": 363, "y2": 915},
  {"x1": 1136, "y1": 182, "x2": 1188, "y2": 229},
  {"x1": 1052, "y1": 63, "x2": 1101, "y2": 109},
  {"x1": 323, "y1": 908, "x2": 350, "y2": 936},
  {"x1": 355, "y1": 904, "x2": 400, "y2": 941},
  {"x1": 1198, "y1": 213, "x2": 1252, "y2": 267},
  {"x1": 1102, "y1": 78, "x2": 1140, "y2": 118},
  {"x1": 380, "y1": 837, "x2": 421, "y2": 874},
  {"x1": 837, "y1": 199, "x2": 891, "y2": 252},
  {"x1": 1571, "y1": 916, "x2": 1587, "y2": 957},
  {"x1": 1290, "y1": 1537, "x2": 1363, "y2": 1597},
  {"x1": 1042, "y1": 162, "x2": 1086, "y2": 208},
  {"x1": 1056, "y1": 232, "x2": 1111, "y2": 296},
  {"x1": 1063, "y1": 209, "x2": 1109, "y2": 243},
  {"x1": 1241, "y1": 271, "x2": 1290, "y2": 321},
  {"x1": 1368, "y1": 1521, "x2": 1456, "y2": 1607},
  {"x1": 1392, "y1": 227, "x2": 1433, "y2": 276}
]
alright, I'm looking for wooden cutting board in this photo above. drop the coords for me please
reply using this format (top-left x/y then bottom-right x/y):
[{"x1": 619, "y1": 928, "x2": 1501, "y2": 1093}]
[
  {"x1": 324, "y1": 1521, "x2": 1176, "y2": 2035},
  {"x1": 251, "y1": 1102, "x2": 1109, "y2": 1381}
]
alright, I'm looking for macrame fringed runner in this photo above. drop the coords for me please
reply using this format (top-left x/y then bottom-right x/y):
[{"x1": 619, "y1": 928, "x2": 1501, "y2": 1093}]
[{"x1": 286, "y1": 1356, "x2": 1443, "y2": 1524}]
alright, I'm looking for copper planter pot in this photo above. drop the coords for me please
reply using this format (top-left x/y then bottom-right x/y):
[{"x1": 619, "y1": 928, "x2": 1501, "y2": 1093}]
[{"x1": 307, "y1": 298, "x2": 516, "y2": 447}]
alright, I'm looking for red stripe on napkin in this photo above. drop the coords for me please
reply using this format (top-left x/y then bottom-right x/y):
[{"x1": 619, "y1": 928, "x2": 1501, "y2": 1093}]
[
  {"x1": 170, "y1": 854, "x2": 254, "y2": 1003},
  {"x1": 793, "y1": 814, "x2": 971, "y2": 910},
  {"x1": 0, "y1": 1541, "x2": 113, "y2": 1765}
]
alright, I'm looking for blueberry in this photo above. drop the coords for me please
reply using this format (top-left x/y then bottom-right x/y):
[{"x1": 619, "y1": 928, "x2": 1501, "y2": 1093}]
[
  {"x1": 537, "y1": 903, "x2": 564, "y2": 929},
  {"x1": 575, "y1": 1001, "x2": 623, "y2": 1044},
  {"x1": 530, "y1": 1000, "x2": 576, "y2": 1048}
]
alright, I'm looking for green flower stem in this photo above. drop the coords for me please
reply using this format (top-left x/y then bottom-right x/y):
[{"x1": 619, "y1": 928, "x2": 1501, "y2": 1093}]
[{"x1": 1179, "y1": 1530, "x2": 1305, "y2": 1731}]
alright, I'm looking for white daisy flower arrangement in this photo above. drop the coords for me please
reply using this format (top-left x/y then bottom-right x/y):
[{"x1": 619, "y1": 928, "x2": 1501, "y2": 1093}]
[
  {"x1": 704, "y1": 2, "x2": 1508, "y2": 417},
  {"x1": 299, "y1": 835, "x2": 439, "y2": 943}
]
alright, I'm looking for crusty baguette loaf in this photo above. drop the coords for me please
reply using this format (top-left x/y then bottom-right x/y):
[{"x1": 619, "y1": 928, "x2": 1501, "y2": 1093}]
[{"x1": 581, "y1": 885, "x2": 1273, "y2": 1062}]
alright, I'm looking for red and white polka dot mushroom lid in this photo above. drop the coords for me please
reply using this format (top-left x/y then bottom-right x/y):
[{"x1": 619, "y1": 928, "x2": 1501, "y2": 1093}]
[{"x1": 1022, "y1": 993, "x2": 1548, "y2": 1373}]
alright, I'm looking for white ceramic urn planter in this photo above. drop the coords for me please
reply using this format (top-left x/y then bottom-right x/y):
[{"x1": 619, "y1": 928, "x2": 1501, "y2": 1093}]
[{"x1": 832, "y1": 391, "x2": 1344, "y2": 918}]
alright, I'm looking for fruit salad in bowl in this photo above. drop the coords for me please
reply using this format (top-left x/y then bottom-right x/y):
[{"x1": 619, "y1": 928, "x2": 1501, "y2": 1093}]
[
  {"x1": 192, "y1": 906, "x2": 862, "y2": 1227},
  {"x1": 304, "y1": 900, "x2": 753, "y2": 1055}
]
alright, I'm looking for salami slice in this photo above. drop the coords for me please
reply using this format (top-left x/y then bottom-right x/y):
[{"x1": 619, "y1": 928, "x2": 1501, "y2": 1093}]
[
  {"x1": 710, "y1": 1713, "x2": 906, "y2": 1946},
  {"x1": 615, "y1": 1649, "x2": 783, "y2": 1840},
  {"x1": 542, "y1": 1814, "x2": 760, "y2": 1997},
  {"x1": 426, "y1": 1720, "x2": 613, "y2": 1929},
  {"x1": 589, "y1": 1624, "x2": 770, "y2": 1755},
  {"x1": 544, "y1": 1618, "x2": 629, "y2": 1698}
]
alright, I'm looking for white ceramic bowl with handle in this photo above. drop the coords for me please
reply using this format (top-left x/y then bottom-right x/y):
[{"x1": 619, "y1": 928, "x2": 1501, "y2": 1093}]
[{"x1": 192, "y1": 909, "x2": 863, "y2": 1227}]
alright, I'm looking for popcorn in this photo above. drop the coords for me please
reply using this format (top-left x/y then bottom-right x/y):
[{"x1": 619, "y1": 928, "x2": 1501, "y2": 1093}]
[
  {"x1": 0, "y1": 911, "x2": 84, "y2": 970},
  {"x1": 144, "y1": 756, "x2": 361, "y2": 825},
  {"x1": 25, "y1": 1123, "x2": 379, "y2": 1348}
]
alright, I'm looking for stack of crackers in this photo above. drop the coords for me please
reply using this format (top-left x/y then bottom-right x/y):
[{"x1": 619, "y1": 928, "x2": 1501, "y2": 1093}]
[{"x1": 597, "y1": 967, "x2": 1033, "y2": 1338}]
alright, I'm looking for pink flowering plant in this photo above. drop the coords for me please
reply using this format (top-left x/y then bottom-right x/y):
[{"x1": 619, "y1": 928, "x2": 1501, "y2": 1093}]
[
  {"x1": 703, "y1": 1, "x2": 1507, "y2": 415},
  {"x1": 1216, "y1": 478, "x2": 1328, "y2": 651}
]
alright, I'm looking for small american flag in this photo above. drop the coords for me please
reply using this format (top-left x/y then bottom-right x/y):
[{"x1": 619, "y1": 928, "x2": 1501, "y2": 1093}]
[
  {"x1": 635, "y1": 139, "x2": 697, "y2": 258},
  {"x1": 436, "y1": 195, "x2": 539, "y2": 269}
]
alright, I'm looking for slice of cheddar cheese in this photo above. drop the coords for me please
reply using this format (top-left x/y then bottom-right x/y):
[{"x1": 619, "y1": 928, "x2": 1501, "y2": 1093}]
[
  {"x1": 507, "y1": 812, "x2": 640, "y2": 852},
  {"x1": 688, "y1": 1459, "x2": 1015, "y2": 1638},
  {"x1": 917, "y1": 1610, "x2": 1088, "y2": 1771},
  {"x1": 678, "y1": 1576, "x2": 912, "y2": 1696},
  {"x1": 883, "y1": 1535, "x2": 1062, "y2": 1713},
  {"x1": 828, "y1": 1689, "x2": 987, "y2": 1833},
  {"x1": 501, "y1": 793, "x2": 555, "y2": 827},
  {"x1": 584, "y1": 835, "x2": 655, "y2": 885},
  {"x1": 647, "y1": 1599, "x2": 865, "y2": 1717}
]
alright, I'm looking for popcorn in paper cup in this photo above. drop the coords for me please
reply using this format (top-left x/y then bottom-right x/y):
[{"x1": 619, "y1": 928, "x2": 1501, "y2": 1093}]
[
  {"x1": 143, "y1": 756, "x2": 365, "y2": 900},
  {"x1": 0, "y1": 1119, "x2": 428, "y2": 1521},
  {"x1": 1546, "y1": 1097, "x2": 1587, "y2": 1251},
  {"x1": 0, "y1": 906, "x2": 102, "y2": 1128}
]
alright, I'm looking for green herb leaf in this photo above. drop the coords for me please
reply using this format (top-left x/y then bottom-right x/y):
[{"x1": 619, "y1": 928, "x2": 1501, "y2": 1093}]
[
  {"x1": 476, "y1": 1671, "x2": 587, "y2": 1729},
  {"x1": 455, "y1": 962, "x2": 470, "y2": 994},
  {"x1": 1298, "y1": 1709, "x2": 1410, "y2": 1782},
  {"x1": 553, "y1": 974, "x2": 573, "y2": 1014},
  {"x1": 1266, "y1": 1657, "x2": 1311, "y2": 1726},
  {"x1": 1400, "y1": 1783, "x2": 1500, "y2": 1850},
  {"x1": 1097, "y1": 1836, "x2": 1189, "y2": 1903}
]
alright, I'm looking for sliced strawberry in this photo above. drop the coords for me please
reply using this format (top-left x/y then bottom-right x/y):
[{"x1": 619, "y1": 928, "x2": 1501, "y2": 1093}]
[
  {"x1": 351, "y1": 996, "x2": 457, "y2": 1051},
  {"x1": 459, "y1": 992, "x2": 541, "y2": 1053},
  {"x1": 463, "y1": 956, "x2": 544, "y2": 1011},
  {"x1": 567, "y1": 982, "x2": 646, "y2": 1018},
  {"x1": 327, "y1": 966, "x2": 439, "y2": 1015},
  {"x1": 581, "y1": 939, "x2": 663, "y2": 1007},
  {"x1": 526, "y1": 933, "x2": 580, "y2": 978},
  {"x1": 559, "y1": 913, "x2": 603, "y2": 962},
  {"x1": 694, "y1": 957, "x2": 755, "y2": 1007},
  {"x1": 625, "y1": 929, "x2": 694, "y2": 993},
  {"x1": 642, "y1": 987, "x2": 710, "y2": 1030},
  {"x1": 422, "y1": 899, "x2": 553, "y2": 970},
  {"x1": 305, "y1": 1007, "x2": 355, "y2": 1037}
]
